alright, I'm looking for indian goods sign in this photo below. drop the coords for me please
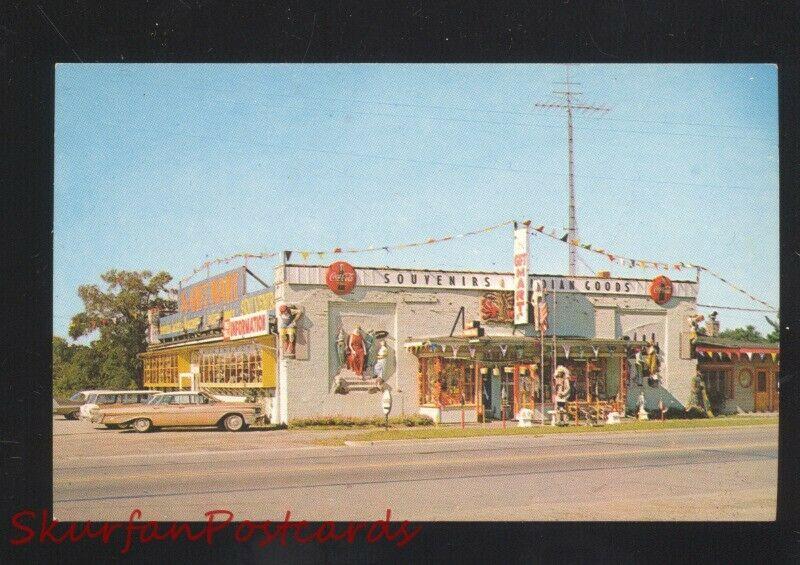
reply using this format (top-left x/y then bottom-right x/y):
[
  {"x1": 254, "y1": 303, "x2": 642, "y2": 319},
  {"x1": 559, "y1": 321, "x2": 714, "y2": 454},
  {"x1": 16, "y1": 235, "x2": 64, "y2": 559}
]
[
  {"x1": 223, "y1": 310, "x2": 271, "y2": 340},
  {"x1": 513, "y1": 222, "x2": 531, "y2": 325},
  {"x1": 280, "y1": 265, "x2": 698, "y2": 298},
  {"x1": 326, "y1": 261, "x2": 357, "y2": 295},
  {"x1": 178, "y1": 267, "x2": 247, "y2": 314}
]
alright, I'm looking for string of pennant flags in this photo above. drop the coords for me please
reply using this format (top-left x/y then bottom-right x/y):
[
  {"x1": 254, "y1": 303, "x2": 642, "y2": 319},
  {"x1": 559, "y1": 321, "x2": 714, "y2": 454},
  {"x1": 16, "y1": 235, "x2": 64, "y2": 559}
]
[
  {"x1": 179, "y1": 218, "x2": 776, "y2": 312},
  {"x1": 526, "y1": 223, "x2": 777, "y2": 311},
  {"x1": 179, "y1": 220, "x2": 514, "y2": 285}
]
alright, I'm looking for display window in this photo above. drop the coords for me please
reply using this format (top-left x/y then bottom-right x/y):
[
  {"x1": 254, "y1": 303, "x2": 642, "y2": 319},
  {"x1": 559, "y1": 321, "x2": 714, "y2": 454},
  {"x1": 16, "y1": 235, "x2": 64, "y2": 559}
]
[
  {"x1": 193, "y1": 344, "x2": 263, "y2": 385},
  {"x1": 143, "y1": 354, "x2": 179, "y2": 386},
  {"x1": 419, "y1": 357, "x2": 476, "y2": 406}
]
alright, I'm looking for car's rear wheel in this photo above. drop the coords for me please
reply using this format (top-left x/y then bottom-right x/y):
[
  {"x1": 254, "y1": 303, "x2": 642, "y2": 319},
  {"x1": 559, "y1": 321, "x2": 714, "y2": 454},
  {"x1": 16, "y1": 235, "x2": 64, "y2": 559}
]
[
  {"x1": 65, "y1": 411, "x2": 79, "y2": 420},
  {"x1": 132, "y1": 418, "x2": 153, "y2": 433},
  {"x1": 223, "y1": 414, "x2": 244, "y2": 432}
]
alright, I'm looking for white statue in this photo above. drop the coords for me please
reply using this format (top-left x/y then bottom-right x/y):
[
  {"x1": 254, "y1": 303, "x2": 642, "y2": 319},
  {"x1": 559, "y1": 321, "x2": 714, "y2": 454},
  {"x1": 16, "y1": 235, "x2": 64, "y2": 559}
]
[{"x1": 373, "y1": 339, "x2": 389, "y2": 381}]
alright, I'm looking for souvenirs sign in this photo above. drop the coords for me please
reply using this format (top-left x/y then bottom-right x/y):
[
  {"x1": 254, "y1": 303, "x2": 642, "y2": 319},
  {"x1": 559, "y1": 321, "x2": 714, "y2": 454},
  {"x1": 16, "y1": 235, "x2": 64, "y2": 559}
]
[
  {"x1": 326, "y1": 261, "x2": 357, "y2": 295},
  {"x1": 279, "y1": 265, "x2": 699, "y2": 298},
  {"x1": 513, "y1": 222, "x2": 531, "y2": 324},
  {"x1": 649, "y1": 275, "x2": 674, "y2": 305}
]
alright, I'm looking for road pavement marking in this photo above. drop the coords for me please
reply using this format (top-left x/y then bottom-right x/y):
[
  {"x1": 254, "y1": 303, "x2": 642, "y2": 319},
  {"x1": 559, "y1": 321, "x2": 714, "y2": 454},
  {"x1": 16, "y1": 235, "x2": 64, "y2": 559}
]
[{"x1": 55, "y1": 440, "x2": 776, "y2": 484}]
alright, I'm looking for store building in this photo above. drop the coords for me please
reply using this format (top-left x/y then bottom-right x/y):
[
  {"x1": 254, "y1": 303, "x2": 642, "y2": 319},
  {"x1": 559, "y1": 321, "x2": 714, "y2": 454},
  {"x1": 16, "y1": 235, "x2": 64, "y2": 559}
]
[
  {"x1": 142, "y1": 267, "x2": 278, "y2": 405},
  {"x1": 694, "y1": 317, "x2": 780, "y2": 413},
  {"x1": 272, "y1": 262, "x2": 701, "y2": 424}
]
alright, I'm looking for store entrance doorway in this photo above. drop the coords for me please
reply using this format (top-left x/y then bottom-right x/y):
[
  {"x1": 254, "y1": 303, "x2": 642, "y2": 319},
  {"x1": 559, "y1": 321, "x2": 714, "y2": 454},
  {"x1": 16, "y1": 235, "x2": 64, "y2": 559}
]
[{"x1": 754, "y1": 369, "x2": 778, "y2": 412}]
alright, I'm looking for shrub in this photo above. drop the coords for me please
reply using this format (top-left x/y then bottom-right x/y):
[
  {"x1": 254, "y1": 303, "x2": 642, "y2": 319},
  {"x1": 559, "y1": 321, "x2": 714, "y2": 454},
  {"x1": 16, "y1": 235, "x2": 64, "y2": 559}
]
[{"x1": 288, "y1": 414, "x2": 434, "y2": 429}]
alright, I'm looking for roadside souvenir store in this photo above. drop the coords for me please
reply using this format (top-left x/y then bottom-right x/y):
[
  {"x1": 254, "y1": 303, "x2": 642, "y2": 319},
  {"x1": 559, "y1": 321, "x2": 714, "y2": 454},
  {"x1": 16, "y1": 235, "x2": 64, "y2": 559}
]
[
  {"x1": 406, "y1": 335, "x2": 630, "y2": 423},
  {"x1": 141, "y1": 267, "x2": 278, "y2": 401},
  {"x1": 272, "y1": 261, "x2": 698, "y2": 424}
]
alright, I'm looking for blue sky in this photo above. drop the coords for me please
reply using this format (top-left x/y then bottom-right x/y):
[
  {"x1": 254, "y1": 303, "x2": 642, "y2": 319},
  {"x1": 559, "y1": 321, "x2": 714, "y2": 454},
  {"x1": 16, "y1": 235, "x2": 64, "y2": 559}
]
[{"x1": 54, "y1": 63, "x2": 779, "y2": 339}]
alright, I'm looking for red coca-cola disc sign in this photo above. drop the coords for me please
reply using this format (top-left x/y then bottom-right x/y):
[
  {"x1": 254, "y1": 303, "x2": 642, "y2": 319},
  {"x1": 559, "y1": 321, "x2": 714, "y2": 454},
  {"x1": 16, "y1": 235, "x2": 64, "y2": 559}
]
[
  {"x1": 326, "y1": 261, "x2": 357, "y2": 295},
  {"x1": 648, "y1": 275, "x2": 673, "y2": 305}
]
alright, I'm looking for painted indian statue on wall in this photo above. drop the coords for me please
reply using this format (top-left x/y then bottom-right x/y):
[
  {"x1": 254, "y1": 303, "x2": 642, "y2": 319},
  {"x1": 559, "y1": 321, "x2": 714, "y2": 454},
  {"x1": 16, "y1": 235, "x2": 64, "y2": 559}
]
[{"x1": 334, "y1": 325, "x2": 390, "y2": 381}]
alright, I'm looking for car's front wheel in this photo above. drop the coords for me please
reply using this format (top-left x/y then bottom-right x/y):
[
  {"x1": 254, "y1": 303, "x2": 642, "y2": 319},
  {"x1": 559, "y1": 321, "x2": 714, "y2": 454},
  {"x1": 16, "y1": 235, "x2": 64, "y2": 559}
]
[
  {"x1": 132, "y1": 418, "x2": 153, "y2": 433},
  {"x1": 223, "y1": 414, "x2": 245, "y2": 432}
]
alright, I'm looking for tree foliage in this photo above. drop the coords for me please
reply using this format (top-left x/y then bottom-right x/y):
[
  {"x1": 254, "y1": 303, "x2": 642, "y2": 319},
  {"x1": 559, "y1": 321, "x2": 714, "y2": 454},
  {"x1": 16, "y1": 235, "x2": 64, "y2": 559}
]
[
  {"x1": 717, "y1": 325, "x2": 769, "y2": 344},
  {"x1": 54, "y1": 270, "x2": 176, "y2": 395},
  {"x1": 764, "y1": 315, "x2": 780, "y2": 343}
]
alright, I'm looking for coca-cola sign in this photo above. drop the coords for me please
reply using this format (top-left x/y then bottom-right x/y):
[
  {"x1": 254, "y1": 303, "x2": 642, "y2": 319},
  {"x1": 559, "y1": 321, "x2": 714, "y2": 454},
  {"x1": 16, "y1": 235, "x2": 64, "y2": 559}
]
[{"x1": 326, "y1": 261, "x2": 357, "y2": 295}]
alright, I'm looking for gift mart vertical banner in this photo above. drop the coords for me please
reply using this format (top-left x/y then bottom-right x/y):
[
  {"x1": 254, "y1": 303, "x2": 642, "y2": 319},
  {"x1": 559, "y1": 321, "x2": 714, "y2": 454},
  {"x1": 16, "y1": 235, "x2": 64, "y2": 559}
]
[{"x1": 513, "y1": 222, "x2": 531, "y2": 325}]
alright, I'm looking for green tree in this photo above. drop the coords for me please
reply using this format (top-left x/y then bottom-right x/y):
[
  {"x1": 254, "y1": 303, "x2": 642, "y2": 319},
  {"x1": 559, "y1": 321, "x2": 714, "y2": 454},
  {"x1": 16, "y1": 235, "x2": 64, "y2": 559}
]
[
  {"x1": 765, "y1": 315, "x2": 780, "y2": 343},
  {"x1": 53, "y1": 336, "x2": 103, "y2": 397},
  {"x1": 717, "y1": 325, "x2": 767, "y2": 343},
  {"x1": 67, "y1": 270, "x2": 176, "y2": 389}
]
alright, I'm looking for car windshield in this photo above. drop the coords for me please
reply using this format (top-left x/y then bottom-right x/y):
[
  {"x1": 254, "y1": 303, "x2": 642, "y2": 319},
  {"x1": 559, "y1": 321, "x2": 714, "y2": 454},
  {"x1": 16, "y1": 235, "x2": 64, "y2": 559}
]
[
  {"x1": 69, "y1": 393, "x2": 86, "y2": 402},
  {"x1": 95, "y1": 394, "x2": 117, "y2": 404}
]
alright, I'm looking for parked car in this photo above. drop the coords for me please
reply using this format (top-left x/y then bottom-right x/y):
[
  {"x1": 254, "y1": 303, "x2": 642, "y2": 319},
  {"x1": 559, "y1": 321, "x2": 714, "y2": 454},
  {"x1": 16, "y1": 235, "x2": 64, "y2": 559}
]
[
  {"x1": 80, "y1": 390, "x2": 160, "y2": 423},
  {"x1": 52, "y1": 391, "x2": 92, "y2": 420},
  {"x1": 93, "y1": 391, "x2": 264, "y2": 432}
]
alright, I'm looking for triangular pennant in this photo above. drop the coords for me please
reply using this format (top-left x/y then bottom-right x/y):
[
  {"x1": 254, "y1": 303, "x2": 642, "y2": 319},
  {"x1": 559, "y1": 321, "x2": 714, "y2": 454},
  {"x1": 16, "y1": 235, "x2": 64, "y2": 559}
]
[
  {"x1": 500, "y1": 344, "x2": 508, "y2": 357},
  {"x1": 333, "y1": 247, "x2": 342, "y2": 253},
  {"x1": 746, "y1": 351, "x2": 753, "y2": 361},
  {"x1": 300, "y1": 251, "x2": 310, "y2": 261},
  {"x1": 535, "y1": 225, "x2": 545, "y2": 232},
  {"x1": 469, "y1": 347, "x2": 476, "y2": 359},
  {"x1": 560, "y1": 233, "x2": 569, "y2": 242},
  {"x1": 592, "y1": 346, "x2": 599, "y2": 358},
  {"x1": 759, "y1": 353, "x2": 766, "y2": 361},
  {"x1": 771, "y1": 352, "x2": 778, "y2": 362},
  {"x1": 283, "y1": 251, "x2": 292, "y2": 262},
  {"x1": 563, "y1": 345, "x2": 570, "y2": 359},
  {"x1": 452, "y1": 345, "x2": 460, "y2": 357}
]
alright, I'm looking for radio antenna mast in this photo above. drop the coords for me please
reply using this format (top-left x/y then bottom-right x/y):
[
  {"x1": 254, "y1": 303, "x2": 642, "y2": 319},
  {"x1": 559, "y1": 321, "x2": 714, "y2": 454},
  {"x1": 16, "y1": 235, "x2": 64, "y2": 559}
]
[{"x1": 535, "y1": 66, "x2": 610, "y2": 276}]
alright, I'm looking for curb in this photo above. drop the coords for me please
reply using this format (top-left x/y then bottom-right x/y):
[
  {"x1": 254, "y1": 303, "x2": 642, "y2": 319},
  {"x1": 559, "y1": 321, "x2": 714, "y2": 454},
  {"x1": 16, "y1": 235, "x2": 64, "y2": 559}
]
[{"x1": 339, "y1": 420, "x2": 779, "y2": 447}]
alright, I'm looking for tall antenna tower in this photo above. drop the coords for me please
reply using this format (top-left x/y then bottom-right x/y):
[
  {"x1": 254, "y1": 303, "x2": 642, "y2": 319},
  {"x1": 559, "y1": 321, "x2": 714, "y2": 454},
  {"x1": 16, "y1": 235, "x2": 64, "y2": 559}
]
[{"x1": 535, "y1": 67, "x2": 610, "y2": 276}]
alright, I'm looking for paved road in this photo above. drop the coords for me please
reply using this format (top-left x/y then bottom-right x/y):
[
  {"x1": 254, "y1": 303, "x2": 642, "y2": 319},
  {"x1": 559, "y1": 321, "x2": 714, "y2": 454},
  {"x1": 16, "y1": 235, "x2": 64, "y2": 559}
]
[{"x1": 53, "y1": 418, "x2": 777, "y2": 521}]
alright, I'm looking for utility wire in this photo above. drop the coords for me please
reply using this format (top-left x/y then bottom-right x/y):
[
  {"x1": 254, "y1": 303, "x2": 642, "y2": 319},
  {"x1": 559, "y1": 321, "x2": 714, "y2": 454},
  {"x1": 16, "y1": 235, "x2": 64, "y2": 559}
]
[{"x1": 696, "y1": 304, "x2": 777, "y2": 313}]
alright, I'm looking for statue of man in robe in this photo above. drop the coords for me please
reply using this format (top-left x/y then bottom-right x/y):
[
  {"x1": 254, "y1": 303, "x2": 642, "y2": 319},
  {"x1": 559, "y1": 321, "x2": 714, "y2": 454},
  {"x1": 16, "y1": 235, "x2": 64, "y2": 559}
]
[{"x1": 347, "y1": 326, "x2": 367, "y2": 378}]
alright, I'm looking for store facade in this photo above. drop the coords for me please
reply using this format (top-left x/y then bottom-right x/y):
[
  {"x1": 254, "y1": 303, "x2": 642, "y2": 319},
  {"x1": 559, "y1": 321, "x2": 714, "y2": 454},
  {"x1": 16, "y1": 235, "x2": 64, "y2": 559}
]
[
  {"x1": 272, "y1": 262, "x2": 700, "y2": 424},
  {"x1": 142, "y1": 267, "x2": 278, "y2": 404},
  {"x1": 695, "y1": 335, "x2": 780, "y2": 414}
]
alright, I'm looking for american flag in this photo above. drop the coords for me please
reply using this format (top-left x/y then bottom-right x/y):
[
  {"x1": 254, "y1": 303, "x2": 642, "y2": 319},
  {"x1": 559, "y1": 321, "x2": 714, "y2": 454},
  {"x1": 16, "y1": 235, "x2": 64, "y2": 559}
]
[{"x1": 537, "y1": 299, "x2": 549, "y2": 333}]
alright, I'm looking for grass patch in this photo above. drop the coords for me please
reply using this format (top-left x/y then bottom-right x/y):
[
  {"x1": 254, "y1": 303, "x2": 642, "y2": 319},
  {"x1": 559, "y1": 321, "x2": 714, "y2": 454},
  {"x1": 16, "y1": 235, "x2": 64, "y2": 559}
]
[
  {"x1": 314, "y1": 415, "x2": 778, "y2": 446},
  {"x1": 288, "y1": 414, "x2": 434, "y2": 430}
]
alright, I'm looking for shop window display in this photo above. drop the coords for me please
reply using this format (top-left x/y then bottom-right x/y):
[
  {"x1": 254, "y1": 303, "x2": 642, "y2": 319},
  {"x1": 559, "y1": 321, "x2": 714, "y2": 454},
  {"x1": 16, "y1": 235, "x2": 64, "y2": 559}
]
[
  {"x1": 143, "y1": 354, "x2": 178, "y2": 386},
  {"x1": 418, "y1": 357, "x2": 475, "y2": 406},
  {"x1": 194, "y1": 345, "x2": 263, "y2": 385}
]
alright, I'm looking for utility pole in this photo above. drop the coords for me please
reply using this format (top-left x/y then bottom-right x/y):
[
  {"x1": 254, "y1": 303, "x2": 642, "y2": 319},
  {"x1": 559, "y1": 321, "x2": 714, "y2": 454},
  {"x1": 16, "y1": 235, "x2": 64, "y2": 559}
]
[{"x1": 535, "y1": 67, "x2": 610, "y2": 276}]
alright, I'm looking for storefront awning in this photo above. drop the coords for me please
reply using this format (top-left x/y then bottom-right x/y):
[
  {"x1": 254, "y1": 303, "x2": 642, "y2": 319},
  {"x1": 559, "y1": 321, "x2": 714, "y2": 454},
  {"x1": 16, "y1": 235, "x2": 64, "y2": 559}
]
[
  {"x1": 695, "y1": 345, "x2": 778, "y2": 362},
  {"x1": 404, "y1": 335, "x2": 630, "y2": 360}
]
